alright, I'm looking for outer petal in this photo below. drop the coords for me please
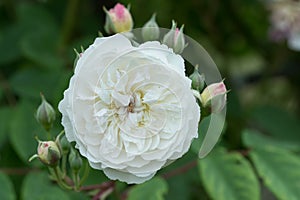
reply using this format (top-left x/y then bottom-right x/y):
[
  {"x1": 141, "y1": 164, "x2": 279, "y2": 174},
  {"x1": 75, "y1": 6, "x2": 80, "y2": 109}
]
[{"x1": 103, "y1": 168, "x2": 155, "y2": 184}]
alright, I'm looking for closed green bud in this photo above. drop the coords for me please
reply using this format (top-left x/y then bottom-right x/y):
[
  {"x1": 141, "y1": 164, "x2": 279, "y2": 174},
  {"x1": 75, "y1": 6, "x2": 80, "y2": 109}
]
[
  {"x1": 59, "y1": 135, "x2": 71, "y2": 155},
  {"x1": 142, "y1": 13, "x2": 160, "y2": 41},
  {"x1": 189, "y1": 65, "x2": 205, "y2": 91},
  {"x1": 69, "y1": 148, "x2": 82, "y2": 173},
  {"x1": 36, "y1": 94, "x2": 56, "y2": 131}
]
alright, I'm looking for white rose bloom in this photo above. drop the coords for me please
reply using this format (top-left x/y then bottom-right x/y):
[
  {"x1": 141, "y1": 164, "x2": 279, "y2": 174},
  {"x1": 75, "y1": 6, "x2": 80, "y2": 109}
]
[{"x1": 58, "y1": 34, "x2": 200, "y2": 184}]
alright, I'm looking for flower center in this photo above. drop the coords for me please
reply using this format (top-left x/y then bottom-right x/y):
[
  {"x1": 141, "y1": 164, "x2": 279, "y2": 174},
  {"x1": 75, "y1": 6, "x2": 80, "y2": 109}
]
[
  {"x1": 126, "y1": 91, "x2": 147, "y2": 113},
  {"x1": 127, "y1": 102, "x2": 135, "y2": 113}
]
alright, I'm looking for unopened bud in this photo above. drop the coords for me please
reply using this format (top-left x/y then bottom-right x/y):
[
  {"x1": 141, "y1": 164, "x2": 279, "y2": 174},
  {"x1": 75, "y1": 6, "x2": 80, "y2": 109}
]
[
  {"x1": 59, "y1": 135, "x2": 71, "y2": 155},
  {"x1": 162, "y1": 20, "x2": 187, "y2": 54},
  {"x1": 142, "y1": 13, "x2": 160, "y2": 41},
  {"x1": 201, "y1": 81, "x2": 227, "y2": 113},
  {"x1": 189, "y1": 65, "x2": 205, "y2": 91},
  {"x1": 69, "y1": 148, "x2": 82, "y2": 173},
  {"x1": 36, "y1": 93, "x2": 56, "y2": 131},
  {"x1": 104, "y1": 3, "x2": 133, "y2": 34},
  {"x1": 29, "y1": 140, "x2": 61, "y2": 167}
]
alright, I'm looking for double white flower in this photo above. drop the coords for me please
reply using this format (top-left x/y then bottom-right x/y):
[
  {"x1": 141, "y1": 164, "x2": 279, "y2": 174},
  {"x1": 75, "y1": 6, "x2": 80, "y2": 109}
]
[{"x1": 59, "y1": 34, "x2": 200, "y2": 184}]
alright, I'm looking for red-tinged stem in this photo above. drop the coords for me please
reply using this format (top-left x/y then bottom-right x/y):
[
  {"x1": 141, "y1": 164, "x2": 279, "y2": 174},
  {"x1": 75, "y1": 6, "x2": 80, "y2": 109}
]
[
  {"x1": 80, "y1": 180, "x2": 115, "y2": 191},
  {"x1": 0, "y1": 167, "x2": 39, "y2": 175},
  {"x1": 161, "y1": 160, "x2": 198, "y2": 179},
  {"x1": 90, "y1": 181, "x2": 115, "y2": 200}
]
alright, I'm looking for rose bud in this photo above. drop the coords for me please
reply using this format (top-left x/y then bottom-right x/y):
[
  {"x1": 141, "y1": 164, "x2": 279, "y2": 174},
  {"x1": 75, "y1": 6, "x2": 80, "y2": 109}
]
[
  {"x1": 104, "y1": 3, "x2": 133, "y2": 34},
  {"x1": 59, "y1": 135, "x2": 71, "y2": 155},
  {"x1": 69, "y1": 148, "x2": 82, "y2": 173},
  {"x1": 162, "y1": 20, "x2": 187, "y2": 54},
  {"x1": 142, "y1": 13, "x2": 160, "y2": 41},
  {"x1": 189, "y1": 65, "x2": 205, "y2": 91},
  {"x1": 29, "y1": 140, "x2": 61, "y2": 167},
  {"x1": 200, "y1": 81, "x2": 227, "y2": 113},
  {"x1": 36, "y1": 93, "x2": 56, "y2": 132}
]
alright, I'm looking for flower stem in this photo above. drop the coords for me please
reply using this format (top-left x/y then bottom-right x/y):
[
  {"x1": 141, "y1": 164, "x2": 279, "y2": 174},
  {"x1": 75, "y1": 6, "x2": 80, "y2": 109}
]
[
  {"x1": 79, "y1": 161, "x2": 90, "y2": 186},
  {"x1": 80, "y1": 181, "x2": 115, "y2": 191},
  {"x1": 47, "y1": 131, "x2": 51, "y2": 140},
  {"x1": 61, "y1": 154, "x2": 67, "y2": 177},
  {"x1": 161, "y1": 159, "x2": 198, "y2": 179},
  {"x1": 71, "y1": 171, "x2": 81, "y2": 191},
  {"x1": 52, "y1": 166, "x2": 72, "y2": 190}
]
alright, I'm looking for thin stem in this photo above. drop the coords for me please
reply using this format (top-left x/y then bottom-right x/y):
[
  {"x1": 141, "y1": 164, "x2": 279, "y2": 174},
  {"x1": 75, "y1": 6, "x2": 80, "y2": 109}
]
[
  {"x1": 0, "y1": 167, "x2": 39, "y2": 175},
  {"x1": 79, "y1": 161, "x2": 90, "y2": 186},
  {"x1": 92, "y1": 190, "x2": 105, "y2": 200},
  {"x1": 56, "y1": 130, "x2": 65, "y2": 141},
  {"x1": 52, "y1": 166, "x2": 73, "y2": 190},
  {"x1": 61, "y1": 154, "x2": 67, "y2": 176},
  {"x1": 161, "y1": 160, "x2": 198, "y2": 179},
  {"x1": 80, "y1": 181, "x2": 115, "y2": 191},
  {"x1": 72, "y1": 171, "x2": 81, "y2": 191},
  {"x1": 75, "y1": 172, "x2": 81, "y2": 191},
  {"x1": 47, "y1": 131, "x2": 51, "y2": 140},
  {"x1": 92, "y1": 182, "x2": 115, "y2": 200}
]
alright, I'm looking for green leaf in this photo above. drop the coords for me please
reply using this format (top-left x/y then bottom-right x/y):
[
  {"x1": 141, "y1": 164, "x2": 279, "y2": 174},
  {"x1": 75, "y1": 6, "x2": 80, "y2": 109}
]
[
  {"x1": 242, "y1": 129, "x2": 300, "y2": 151},
  {"x1": 9, "y1": 100, "x2": 46, "y2": 164},
  {"x1": 16, "y1": 2, "x2": 58, "y2": 32},
  {"x1": 250, "y1": 147, "x2": 300, "y2": 200},
  {"x1": 21, "y1": 172, "x2": 69, "y2": 200},
  {"x1": 21, "y1": 29, "x2": 63, "y2": 70},
  {"x1": 0, "y1": 107, "x2": 11, "y2": 149},
  {"x1": 250, "y1": 106, "x2": 300, "y2": 142},
  {"x1": 67, "y1": 192, "x2": 90, "y2": 200},
  {"x1": 16, "y1": 3, "x2": 62, "y2": 70},
  {"x1": 9, "y1": 68, "x2": 66, "y2": 102},
  {"x1": 198, "y1": 148, "x2": 260, "y2": 200},
  {"x1": 127, "y1": 177, "x2": 168, "y2": 200},
  {"x1": 14, "y1": 2, "x2": 63, "y2": 70},
  {"x1": 0, "y1": 25, "x2": 22, "y2": 65},
  {"x1": 0, "y1": 172, "x2": 16, "y2": 200}
]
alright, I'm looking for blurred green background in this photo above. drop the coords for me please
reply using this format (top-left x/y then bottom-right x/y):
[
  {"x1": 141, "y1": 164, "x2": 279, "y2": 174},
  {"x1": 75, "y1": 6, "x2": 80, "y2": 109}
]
[{"x1": 0, "y1": 0, "x2": 300, "y2": 200}]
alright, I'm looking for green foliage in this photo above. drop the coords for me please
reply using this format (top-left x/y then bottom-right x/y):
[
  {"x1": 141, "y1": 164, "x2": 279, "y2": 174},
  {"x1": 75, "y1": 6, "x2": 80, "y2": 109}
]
[
  {"x1": 0, "y1": 107, "x2": 11, "y2": 148},
  {"x1": 198, "y1": 148, "x2": 260, "y2": 200},
  {"x1": 127, "y1": 177, "x2": 168, "y2": 200},
  {"x1": 243, "y1": 129, "x2": 300, "y2": 151},
  {"x1": 21, "y1": 172, "x2": 70, "y2": 200},
  {"x1": 0, "y1": 172, "x2": 16, "y2": 200},
  {"x1": 9, "y1": 100, "x2": 45, "y2": 164},
  {"x1": 250, "y1": 106, "x2": 300, "y2": 142},
  {"x1": 0, "y1": 0, "x2": 300, "y2": 199},
  {"x1": 0, "y1": 25, "x2": 22, "y2": 65},
  {"x1": 249, "y1": 147, "x2": 300, "y2": 200}
]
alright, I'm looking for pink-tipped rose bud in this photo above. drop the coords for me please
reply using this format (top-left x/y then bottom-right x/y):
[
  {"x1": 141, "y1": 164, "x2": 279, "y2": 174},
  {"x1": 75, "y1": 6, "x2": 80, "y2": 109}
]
[
  {"x1": 104, "y1": 3, "x2": 133, "y2": 34},
  {"x1": 201, "y1": 81, "x2": 227, "y2": 113},
  {"x1": 162, "y1": 20, "x2": 186, "y2": 54},
  {"x1": 29, "y1": 140, "x2": 61, "y2": 167}
]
